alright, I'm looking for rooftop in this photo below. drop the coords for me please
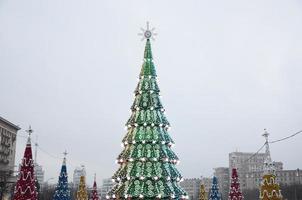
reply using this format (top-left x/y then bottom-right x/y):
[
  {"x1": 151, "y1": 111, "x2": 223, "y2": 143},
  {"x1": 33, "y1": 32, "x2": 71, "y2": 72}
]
[{"x1": 0, "y1": 116, "x2": 20, "y2": 131}]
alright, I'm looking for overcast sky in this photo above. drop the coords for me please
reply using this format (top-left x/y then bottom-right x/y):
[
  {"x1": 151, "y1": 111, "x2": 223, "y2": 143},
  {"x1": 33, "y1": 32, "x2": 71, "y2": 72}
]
[{"x1": 1, "y1": 0, "x2": 302, "y2": 186}]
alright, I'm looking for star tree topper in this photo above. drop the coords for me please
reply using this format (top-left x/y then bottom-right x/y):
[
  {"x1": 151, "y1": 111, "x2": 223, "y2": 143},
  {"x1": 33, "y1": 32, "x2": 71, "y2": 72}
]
[
  {"x1": 26, "y1": 125, "x2": 33, "y2": 136},
  {"x1": 138, "y1": 21, "x2": 157, "y2": 41},
  {"x1": 63, "y1": 150, "x2": 68, "y2": 157}
]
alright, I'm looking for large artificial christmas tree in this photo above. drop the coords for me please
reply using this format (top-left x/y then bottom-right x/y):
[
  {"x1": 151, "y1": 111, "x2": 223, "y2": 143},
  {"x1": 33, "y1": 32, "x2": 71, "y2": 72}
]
[
  {"x1": 53, "y1": 151, "x2": 71, "y2": 200},
  {"x1": 199, "y1": 184, "x2": 207, "y2": 200},
  {"x1": 107, "y1": 23, "x2": 188, "y2": 199},
  {"x1": 13, "y1": 126, "x2": 38, "y2": 200},
  {"x1": 90, "y1": 175, "x2": 100, "y2": 200},
  {"x1": 228, "y1": 168, "x2": 243, "y2": 200},
  {"x1": 76, "y1": 176, "x2": 88, "y2": 200},
  {"x1": 259, "y1": 130, "x2": 283, "y2": 200},
  {"x1": 209, "y1": 176, "x2": 221, "y2": 200}
]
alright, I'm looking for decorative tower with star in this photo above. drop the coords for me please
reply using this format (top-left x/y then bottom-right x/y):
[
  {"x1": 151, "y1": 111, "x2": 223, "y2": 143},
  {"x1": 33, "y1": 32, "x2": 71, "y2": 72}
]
[
  {"x1": 259, "y1": 130, "x2": 283, "y2": 200},
  {"x1": 107, "y1": 22, "x2": 188, "y2": 199},
  {"x1": 53, "y1": 151, "x2": 71, "y2": 200},
  {"x1": 12, "y1": 126, "x2": 38, "y2": 200}
]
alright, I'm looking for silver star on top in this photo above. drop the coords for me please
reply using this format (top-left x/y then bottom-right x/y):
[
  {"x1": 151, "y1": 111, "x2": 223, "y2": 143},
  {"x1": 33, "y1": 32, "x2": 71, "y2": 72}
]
[
  {"x1": 138, "y1": 21, "x2": 157, "y2": 41},
  {"x1": 26, "y1": 125, "x2": 33, "y2": 136}
]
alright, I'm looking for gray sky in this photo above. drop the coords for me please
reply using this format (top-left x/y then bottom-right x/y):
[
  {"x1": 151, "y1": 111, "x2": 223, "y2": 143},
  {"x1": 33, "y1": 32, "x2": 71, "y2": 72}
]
[{"x1": 1, "y1": 0, "x2": 302, "y2": 186}]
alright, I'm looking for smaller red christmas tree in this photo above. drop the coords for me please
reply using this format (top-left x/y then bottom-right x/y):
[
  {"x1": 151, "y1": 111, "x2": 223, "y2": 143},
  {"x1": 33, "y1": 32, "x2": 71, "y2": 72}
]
[
  {"x1": 90, "y1": 174, "x2": 99, "y2": 200},
  {"x1": 228, "y1": 168, "x2": 243, "y2": 200},
  {"x1": 13, "y1": 126, "x2": 38, "y2": 200}
]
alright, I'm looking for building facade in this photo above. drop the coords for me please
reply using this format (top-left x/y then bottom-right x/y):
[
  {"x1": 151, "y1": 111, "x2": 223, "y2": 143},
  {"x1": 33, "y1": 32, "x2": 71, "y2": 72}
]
[
  {"x1": 100, "y1": 178, "x2": 115, "y2": 200},
  {"x1": 0, "y1": 116, "x2": 20, "y2": 200},
  {"x1": 245, "y1": 169, "x2": 302, "y2": 190},
  {"x1": 34, "y1": 163, "x2": 45, "y2": 187},
  {"x1": 229, "y1": 151, "x2": 283, "y2": 190},
  {"x1": 73, "y1": 165, "x2": 86, "y2": 188},
  {"x1": 179, "y1": 178, "x2": 201, "y2": 200},
  {"x1": 200, "y1": 177, "x2": 212, "y2": 195},
  {"x1": 214, "y1": 167, "x2": 230, "y2": 199},
  {"x1": 33, "y1": 141, "x2": 45, "y2": 190}
]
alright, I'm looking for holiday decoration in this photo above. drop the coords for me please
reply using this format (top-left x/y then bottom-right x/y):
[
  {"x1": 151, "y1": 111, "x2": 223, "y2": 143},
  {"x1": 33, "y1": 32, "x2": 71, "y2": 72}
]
[
  {"x1": 13, "y1": 126, "x2": 38, "y2": 200},
  {"x1": 199, "y1": 184, "x2": 207, "y2": 200},
  {"x1": 209, "y1": 176, "x2": 221, "y2": 200},
  {"x1": 107, "y1": 22, "x2": 188, "y2": 199},
  {"x1": 90, "y1": 174, "x2": 100, "y2": 200},
  {"x1": 228, "y1": 168, "x2": 243, "y2": 200},
  {"x1": 260, "y1": 174, "x2": 283, "y2": 200},
  {"x1": 76, "y1": 176, "x2": 88, "y2": 200},
  {"x1": 259, "y1": 130, "x2": 283, "y2": 200},
  {"x1": 53, "y1": 151, "x2": 71, "y2": 200}
]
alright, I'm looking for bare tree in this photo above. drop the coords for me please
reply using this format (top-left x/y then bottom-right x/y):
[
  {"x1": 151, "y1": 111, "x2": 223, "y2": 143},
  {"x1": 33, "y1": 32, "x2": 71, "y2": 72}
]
[{"x1": 0, "y1": 170, "x2": 13, "y2": 200}]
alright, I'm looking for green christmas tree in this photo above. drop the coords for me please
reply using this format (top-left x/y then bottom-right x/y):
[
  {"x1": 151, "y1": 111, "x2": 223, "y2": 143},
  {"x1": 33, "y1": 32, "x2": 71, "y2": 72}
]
[{"x1": 107, "y1": 23, "x2": 188, "y2": 200}]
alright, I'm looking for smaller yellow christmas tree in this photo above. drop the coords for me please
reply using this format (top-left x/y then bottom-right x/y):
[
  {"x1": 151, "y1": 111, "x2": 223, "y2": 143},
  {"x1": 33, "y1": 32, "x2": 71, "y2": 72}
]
[
  {"x1": 76, "y1": 176, "x2": 88, "y2": 200},
  {"x1": 199, "y1": 184, "x2": 207, "y2": 200}
]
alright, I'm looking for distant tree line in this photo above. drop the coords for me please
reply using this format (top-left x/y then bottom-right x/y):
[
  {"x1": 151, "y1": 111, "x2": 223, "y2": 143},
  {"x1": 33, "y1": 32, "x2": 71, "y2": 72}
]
[{"x1": 38, "y1": 184, "x2": 77, "y2": 200}]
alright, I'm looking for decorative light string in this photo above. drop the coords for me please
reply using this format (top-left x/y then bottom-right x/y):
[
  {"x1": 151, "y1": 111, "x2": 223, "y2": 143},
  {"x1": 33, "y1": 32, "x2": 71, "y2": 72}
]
[
  {"x1": 244, "y1": 129, "x2": 302, "y2": 163},
  {"x1": 16, "y1": 134, "x2": 78, "y2": 169},
  {"x1": 17, "y1": 128, "x2": 301, "y2": 181},
  {"x1": 244, "y1": 143, "x2": 266, "y2": 163},
  {"x1": 269, "y1": 130, "x2": 302, "y2": 144}
]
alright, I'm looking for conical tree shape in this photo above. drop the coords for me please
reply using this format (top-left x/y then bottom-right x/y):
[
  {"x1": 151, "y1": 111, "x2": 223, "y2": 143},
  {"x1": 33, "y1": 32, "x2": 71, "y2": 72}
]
[
  {"x1": 76, "y1": 176, "x2": 88, "y2": 200},
  {"x1": 259, "y1": 174, "x2": 283, "y2": 200},
  {"x1": 260, "y1": 130, "x2": 282, "y2": 200},
  {"x1": 13, "y1": 129, "x2": 38, "y2": 200},
  {"x1": 199, "y1": 184, "x2": 207, "y2": 200},
  {"x1": 53, "y1": 155, "x2": 71, "y2": 200},
  {"x1": 228, "y1": 168, "x2": 243, "y2": 200},
  {"x1": 90, "y1": 175, "x2": 99, "y2": 200},
  {"x1": 209, "y1": 176, "x2": 221, "y2": 200},
  {"x1": 107, "y1": 38, "x2": 188, "y2": 199}
]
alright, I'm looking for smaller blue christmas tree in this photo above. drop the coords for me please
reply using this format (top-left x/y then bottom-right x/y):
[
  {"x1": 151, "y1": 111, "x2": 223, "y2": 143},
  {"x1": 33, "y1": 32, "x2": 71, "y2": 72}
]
[
  {"x1": 209, "y1": 176, "x2": 221, "y2": 200},
  {"x1": 53, "y1": 151, "x2": 71, "y2": 200}
]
